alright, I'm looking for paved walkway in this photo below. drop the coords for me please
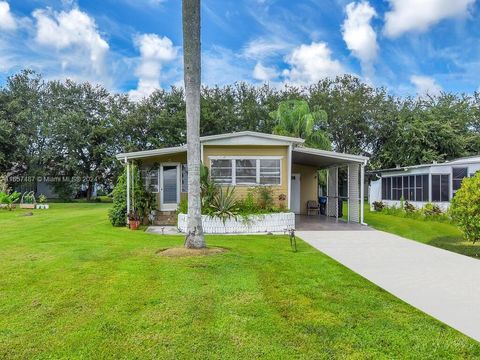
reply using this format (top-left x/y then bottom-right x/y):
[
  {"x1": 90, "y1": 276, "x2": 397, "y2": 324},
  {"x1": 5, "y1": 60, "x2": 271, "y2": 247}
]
[{"x1": 296, "y1": 230, "x2": 480, "y2": 342}]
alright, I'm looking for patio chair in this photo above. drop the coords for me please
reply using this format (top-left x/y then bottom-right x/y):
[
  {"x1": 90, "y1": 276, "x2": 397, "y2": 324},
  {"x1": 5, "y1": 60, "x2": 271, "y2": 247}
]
[{"x1": 306, "y1": 200, "x2": 320, "y2": 216}]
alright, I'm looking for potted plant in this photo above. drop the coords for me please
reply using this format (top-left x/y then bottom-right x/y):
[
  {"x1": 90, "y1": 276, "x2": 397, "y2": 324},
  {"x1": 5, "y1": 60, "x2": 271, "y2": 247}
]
[
  {"x1": 36, "y1": 194, "x2": 49, "y2": 209},
  {"x1": 128, "y1": 211, "x2": 141, "y2": 230},
  {"x1": 20, "y1": 191, "x2": 36, "y2": 209}
]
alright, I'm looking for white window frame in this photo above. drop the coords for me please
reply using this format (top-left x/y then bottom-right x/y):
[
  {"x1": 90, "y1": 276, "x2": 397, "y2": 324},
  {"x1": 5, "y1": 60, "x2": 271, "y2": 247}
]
[{"x1": 209, "y1": 156, "x2": 282, "y2": 186}]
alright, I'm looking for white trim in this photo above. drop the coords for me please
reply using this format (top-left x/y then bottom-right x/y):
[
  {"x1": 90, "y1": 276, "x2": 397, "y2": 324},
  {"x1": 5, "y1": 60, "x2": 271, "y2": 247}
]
[
  {"x1": 347, "y1": 165, "x2": 350, "y2": 222},
  {"x1": 160, "y1": 163, "x2": 180, "y2": 211},
  {"x1": 116, "y1": 145, "x2": 186, "y2": 161},
  {"x1": 199, "y1": 131, "x2": 304, "y2": 144},
  {"x1": 209, "y1": 155, "x2": 283, "y2": 160},
  {"x1": 125, "y1": 158, "x2": 130, "y2": 215},
  {"x1": 287, "y1": 144, "x2": 292, "y2": 210},
  {"x1": 360, "y1": 163, "x2": 365, "y2": 225},
  {"x1": 293, "y1": 146, "x2": 368, "y2": 163},
  {"x1": 209, "y1": 156, "x2": 283, "y2": 186}
]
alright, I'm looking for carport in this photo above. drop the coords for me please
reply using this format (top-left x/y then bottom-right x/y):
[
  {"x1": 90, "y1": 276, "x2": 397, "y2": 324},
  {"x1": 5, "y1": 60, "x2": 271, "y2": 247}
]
[{"x1": 291, "y1": 147, "x2": 368, "y2": 226}]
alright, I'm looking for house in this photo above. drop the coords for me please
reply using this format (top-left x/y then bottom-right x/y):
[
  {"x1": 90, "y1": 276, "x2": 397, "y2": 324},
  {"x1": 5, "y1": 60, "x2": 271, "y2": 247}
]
[
  {"x1": 369, "y1": 155, "x2": 480, "y2": 210},
  {"x1": 115, "y1": 131, "x2": 368, "y2": 225}
]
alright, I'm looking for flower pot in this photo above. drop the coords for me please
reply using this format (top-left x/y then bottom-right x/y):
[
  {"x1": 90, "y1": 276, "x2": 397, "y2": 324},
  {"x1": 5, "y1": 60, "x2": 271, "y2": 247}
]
[
  {"x1": 44, "y1": 204, "x2": 49, "y2": 209},
  {"x1": 20, "y1": 204, "x2": 36, "y2": 209},
  {"x1": 129, "y1": 220, "x2": 140, "y2": 230},
  {"x1": 36, "y1": 204, "x2": 44, "y2": 209}
]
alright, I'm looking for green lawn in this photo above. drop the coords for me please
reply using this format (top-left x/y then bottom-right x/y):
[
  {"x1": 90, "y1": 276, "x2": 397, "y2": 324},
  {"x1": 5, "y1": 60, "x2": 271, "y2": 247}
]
[
  {"x1": 364, "y1": 204, "x2": 480, "y2": 258},
  {"x1": 1, "y1": 204, "x2": 479, "y2": 358}
]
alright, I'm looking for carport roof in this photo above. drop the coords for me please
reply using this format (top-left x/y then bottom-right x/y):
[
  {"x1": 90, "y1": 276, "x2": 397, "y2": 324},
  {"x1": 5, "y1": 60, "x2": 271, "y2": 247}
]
[{"x1": 292, "y1": 147, "x2": 368, "y2": 168}]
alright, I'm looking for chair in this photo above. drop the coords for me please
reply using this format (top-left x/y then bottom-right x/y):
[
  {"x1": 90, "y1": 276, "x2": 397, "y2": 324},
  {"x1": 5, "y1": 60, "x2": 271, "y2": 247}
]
[{"x1": 306, "y1": 200, "x2": 320, "y2": 216}]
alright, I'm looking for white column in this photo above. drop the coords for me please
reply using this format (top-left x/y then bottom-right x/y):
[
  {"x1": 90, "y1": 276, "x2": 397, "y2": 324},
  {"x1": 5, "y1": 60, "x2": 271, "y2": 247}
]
[
  {"x1": 347, "y1": 165, "x2": 350, "y2": 222},
  {"x1": 360, "y1": 162, "x2": 365, "y2": 225},
  {"x1": 125, "y1": 157, "x2": 130, "y2": 215},
  {"x1": 287, "y1": 144, "x2": 292, "y2": 210}
]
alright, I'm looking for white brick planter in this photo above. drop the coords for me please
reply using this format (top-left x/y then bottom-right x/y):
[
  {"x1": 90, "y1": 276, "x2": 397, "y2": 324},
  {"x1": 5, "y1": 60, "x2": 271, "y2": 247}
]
[{"x1": 177, "y1": 212, "x2": 295, "y2": 234}]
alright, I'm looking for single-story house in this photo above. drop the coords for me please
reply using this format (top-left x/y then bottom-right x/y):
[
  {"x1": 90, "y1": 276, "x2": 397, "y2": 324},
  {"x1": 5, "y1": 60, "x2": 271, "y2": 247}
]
[
  {"x1": 369, "y1": 155, "x2": 480, "y2": 210},
  {"x1": 116, "y1": 131, "x2": 368, "y2": 225}
]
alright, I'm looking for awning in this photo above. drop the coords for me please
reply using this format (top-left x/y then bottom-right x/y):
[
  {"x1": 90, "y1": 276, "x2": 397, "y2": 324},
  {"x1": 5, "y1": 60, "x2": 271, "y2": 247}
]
[{"x1": 292, "y1": 147, "x2": 368, "y2": 168}]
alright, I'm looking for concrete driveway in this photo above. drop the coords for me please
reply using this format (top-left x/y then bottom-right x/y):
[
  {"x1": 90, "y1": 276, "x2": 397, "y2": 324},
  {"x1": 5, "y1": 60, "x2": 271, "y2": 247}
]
[{"x1": 296, "y1": 229, "x2": 480, "y2": 342}]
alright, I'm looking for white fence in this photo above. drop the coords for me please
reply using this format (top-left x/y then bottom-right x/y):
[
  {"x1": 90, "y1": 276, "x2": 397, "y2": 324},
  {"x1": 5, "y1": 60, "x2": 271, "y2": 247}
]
[{"x1": 177, "y1": 212, "x2": 295, "y2": 234}]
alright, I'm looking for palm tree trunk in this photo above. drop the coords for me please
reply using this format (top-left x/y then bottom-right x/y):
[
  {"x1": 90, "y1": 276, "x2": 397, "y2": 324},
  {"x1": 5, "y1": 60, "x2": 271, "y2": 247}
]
[{"x1": 183, "y1": 0, "x2": 205, "y2": 248}]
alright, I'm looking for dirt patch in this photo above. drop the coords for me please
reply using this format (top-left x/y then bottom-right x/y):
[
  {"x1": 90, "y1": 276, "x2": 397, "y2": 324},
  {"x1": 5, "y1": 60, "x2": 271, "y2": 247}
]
[{"x1": 156, "y1": 247, "x2": 229, "y2": 257}]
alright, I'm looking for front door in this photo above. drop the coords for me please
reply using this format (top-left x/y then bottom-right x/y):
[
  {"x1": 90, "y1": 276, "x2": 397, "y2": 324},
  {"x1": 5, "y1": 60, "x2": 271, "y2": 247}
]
[
  {"x1": 160, "y1": 164, "x2": 179, "y2": 211},
  {"x1": 291, "y1": 173, "x2": 301, "y2": 214}
]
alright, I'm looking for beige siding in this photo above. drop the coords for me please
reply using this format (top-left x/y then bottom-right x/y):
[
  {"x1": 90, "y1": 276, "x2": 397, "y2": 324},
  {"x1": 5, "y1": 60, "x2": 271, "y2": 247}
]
[
  {"x1": 292, "y1": 163, "x2": 318, "y2": 214},
  {"x1": 203, "y1": 145, "x2": 289, "y2": 208}
]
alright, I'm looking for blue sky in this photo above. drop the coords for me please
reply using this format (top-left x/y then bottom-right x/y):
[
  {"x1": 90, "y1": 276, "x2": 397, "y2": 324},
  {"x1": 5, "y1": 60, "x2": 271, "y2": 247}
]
[{"x1": 0, "y1": 0, "x2": 479, "y2": 99}]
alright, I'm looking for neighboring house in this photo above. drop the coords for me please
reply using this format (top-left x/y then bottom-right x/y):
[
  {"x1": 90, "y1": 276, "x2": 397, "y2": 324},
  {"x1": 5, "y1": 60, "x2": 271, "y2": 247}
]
[
  {"x1": 116, "y1": 131, "x2": 368, "y2": 223},
  {"x1": 369, "y1": 155, "x2": 480, "y2": 210}
]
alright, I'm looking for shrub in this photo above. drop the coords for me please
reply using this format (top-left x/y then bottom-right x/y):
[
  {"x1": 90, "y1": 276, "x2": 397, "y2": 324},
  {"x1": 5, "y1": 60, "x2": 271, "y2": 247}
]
[
  {"x1": 209, "y1": 186, "x2": 239, "y2": 222},
  {"x1": 421, "y1": 203, "x2": 443, "y2": 217},
  {"x1": 0, "y1": 191, "x2": 20, "y2": 210},
  {"x1": 109, "y1": 164, "x2": 156, "y2": 227},
  {"x1": 372, "y1": 201, "x2": 385, "y2": 211},
  {"x1": 450, "y1": 172, "x2": 480, "y2": 243},
  {"x1": 200, "y1": 163, "x2": 217, "y2": 209},
  {"x1": 253, "y1": 186, "x2": 275, "y2": 210},
  {"x1": 404, "y1": 201, "x2": 416, "y2": 213}
]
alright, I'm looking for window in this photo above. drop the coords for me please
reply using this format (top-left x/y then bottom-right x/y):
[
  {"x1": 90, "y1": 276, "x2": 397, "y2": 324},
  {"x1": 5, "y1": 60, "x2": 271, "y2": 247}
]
[
  {"x1": 210, "y1": 157, "x2": 281, "y2": 186},
  {"x1": 235, "y1": 159, "x2": 257, "y2": 184},
  {"x1": 382, "y1": 174, "x2": 429, "y2": 201},
  {"x1": 432, "y1": 174, "x2": 450, "y2": 202},
  {"x1": 392, "y1": 176, "x2": 403, "y2": 200},
  {"x1": 141, "y1": 168, "x2": 159, "y2": 192},
  {"x1": 414, "y1": 175, "x2": 429, "y2": 202},
  {"x1": 260, "y1": 159, "x2": 281, "y2": 185},
  {"x1": 210, "y1": 159, "x2": 233, "y2": 184},
  {"x1": 452, "y1": 167, "x2": 468, "y2": 194}
]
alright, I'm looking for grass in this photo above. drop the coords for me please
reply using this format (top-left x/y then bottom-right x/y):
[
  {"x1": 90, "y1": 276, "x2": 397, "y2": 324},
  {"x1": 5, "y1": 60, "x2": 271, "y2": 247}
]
[
  {"x1": 0, "y1": 204, "x2": 479, "y2": 359},
  {"x1": 364, "y1": 203, "x2": 480, "y2": 258}
]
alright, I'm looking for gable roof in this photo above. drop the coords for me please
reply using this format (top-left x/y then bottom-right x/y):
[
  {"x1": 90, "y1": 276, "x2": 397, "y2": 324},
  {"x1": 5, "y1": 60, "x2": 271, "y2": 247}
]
[
  {"x1": 116, "y1": 131, "x2": 305, "y2": 160},
  {"x1": 199, "y1": 131, "x2": 304, "y2": 144}
]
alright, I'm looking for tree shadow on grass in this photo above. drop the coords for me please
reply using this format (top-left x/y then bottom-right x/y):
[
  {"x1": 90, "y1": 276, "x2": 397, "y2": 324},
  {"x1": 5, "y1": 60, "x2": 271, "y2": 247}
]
[{"x1": 429, "y1": 236, "x2": 480, "y2": 259}]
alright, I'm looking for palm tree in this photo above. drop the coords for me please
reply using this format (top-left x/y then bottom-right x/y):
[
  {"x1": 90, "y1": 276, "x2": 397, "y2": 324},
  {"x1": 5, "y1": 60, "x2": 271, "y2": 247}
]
[
  {"x1": 270, "y1": 100, "x2": 331, "y2": 150},
  {"x1": 183, "y1": 0, "x2": 205, "y2": 248}
]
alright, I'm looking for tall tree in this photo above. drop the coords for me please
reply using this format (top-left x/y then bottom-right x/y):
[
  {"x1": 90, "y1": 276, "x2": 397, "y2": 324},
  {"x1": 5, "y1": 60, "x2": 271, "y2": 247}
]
[
  {"x1": 270, "y1": 100, "x2": 331, "y2": 150},
  {"x1": 183, "y1": 0, "x2": 205, "y2": 248}
]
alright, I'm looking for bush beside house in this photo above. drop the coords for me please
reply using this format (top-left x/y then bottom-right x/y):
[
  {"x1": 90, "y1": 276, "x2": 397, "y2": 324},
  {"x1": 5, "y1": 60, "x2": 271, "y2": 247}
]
[{"x1": 450, "y1": 172, "x2": 480, "y2": 243}]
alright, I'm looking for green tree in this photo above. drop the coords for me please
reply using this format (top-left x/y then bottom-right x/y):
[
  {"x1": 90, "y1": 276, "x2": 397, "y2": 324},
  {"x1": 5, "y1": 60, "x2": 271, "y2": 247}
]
[
  {"x1": 450, "y1": 172, "x2": 480, "y2": 243},
  {"x1": 47, "y1": 80, "x2": 118, "y2": 199},
  {"x1": 270, "y1": 99, "x2": 331, "y2": 150}
]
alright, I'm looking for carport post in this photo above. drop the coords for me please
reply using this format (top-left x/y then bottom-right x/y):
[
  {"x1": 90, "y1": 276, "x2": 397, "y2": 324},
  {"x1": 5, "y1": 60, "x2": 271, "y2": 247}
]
[
  {"x1": 360, "y1": 162, "x2": 365, "y2": 225},
  {"x1": 125, "y1": 157, "x2": 130, "y2": 215}
]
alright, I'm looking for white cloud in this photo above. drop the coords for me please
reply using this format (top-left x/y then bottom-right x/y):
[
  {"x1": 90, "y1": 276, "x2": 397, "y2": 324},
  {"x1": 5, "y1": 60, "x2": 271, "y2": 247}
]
[
  {"x1": 0, "y1": 1, "x2": 16, "y2": 30},
  {"x1": 252, "y1": 62, "x2": 278, "y2": 82},
  {"x1": 128, "y1": 33, "x2": 178, "y2": 100},
  {"x1": 342, "y1": 1, "x2": 377, "y2": 74},
  {"x1": 410, "y1": 75, "x2": 442, "y2": 96},
  {"x1": 243, "y1": 37, "x2": 290, "y2": 60},
  {"x1": 384, "y1": 0, "x2": 475, "y2": 38},
  {"x1": 282, "y1": 42, "x2": 346, "y2": 85},
  {"x1": 32, "y1": 8, "x2": 109, "y2": 76}
]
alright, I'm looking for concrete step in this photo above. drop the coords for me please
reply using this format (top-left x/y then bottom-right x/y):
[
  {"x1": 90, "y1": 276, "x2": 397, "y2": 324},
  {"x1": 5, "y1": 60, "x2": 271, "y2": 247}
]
[{"x1": 154, "y1": 212, "x2": 177, "y2": 226}]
